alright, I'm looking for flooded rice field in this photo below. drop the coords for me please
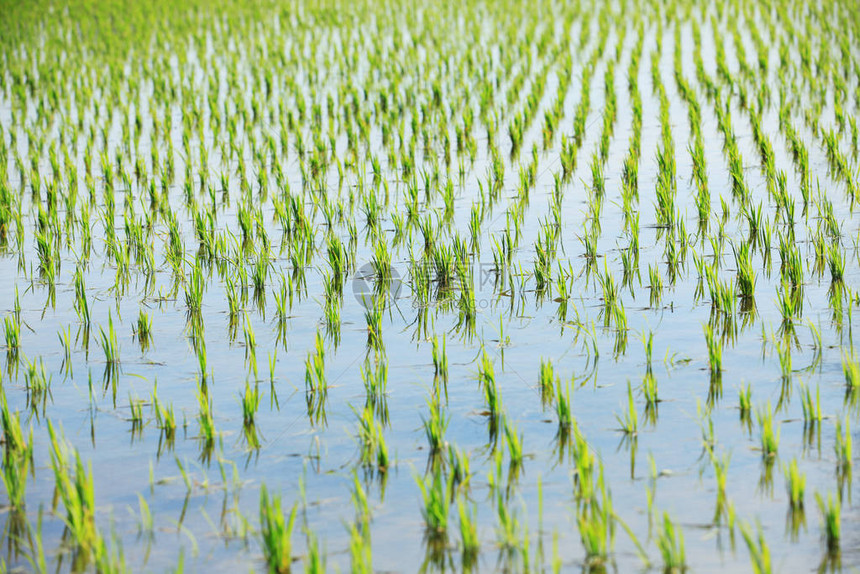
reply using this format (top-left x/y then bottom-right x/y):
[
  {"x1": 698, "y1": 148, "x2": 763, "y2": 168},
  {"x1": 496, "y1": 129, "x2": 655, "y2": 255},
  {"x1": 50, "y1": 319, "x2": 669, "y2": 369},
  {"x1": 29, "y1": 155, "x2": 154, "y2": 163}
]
[{"x1": 1, "y1": 0, "x2": 860, "y2": 571}]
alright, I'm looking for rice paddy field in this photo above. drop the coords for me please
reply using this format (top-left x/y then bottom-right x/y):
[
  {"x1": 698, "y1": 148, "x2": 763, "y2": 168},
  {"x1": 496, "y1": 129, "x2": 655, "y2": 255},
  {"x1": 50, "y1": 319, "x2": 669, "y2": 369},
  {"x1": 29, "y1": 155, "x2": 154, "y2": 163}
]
[{"x1": 1, "y1": 0, "x2": 860, "y2": 571}]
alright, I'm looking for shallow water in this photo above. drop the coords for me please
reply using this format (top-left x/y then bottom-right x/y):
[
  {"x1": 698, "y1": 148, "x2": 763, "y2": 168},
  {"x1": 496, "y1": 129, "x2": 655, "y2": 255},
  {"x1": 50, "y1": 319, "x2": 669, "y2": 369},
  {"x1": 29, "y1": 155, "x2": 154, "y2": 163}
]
[{"x1": 1, "y1": 0, "x2": 860, "y2": 572}]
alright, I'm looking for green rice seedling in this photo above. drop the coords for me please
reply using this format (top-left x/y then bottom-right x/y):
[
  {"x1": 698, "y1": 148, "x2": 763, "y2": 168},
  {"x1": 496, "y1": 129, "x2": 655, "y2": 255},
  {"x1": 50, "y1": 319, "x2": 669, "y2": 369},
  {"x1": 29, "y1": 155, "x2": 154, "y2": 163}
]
[
  {"x1": 538, "y1": 359, "x2": 557, "y2": 404},
  {"x1": 555, "y1": 378, "x2": 573, "y2": 431},
  {"x1": 303, "y1": 531, "x2": 326, "y2": 574},
  {"x1": 739, "y1": 521, "x2": 772, "y2": 574},
  {"x1": 757, "y1": 403, "x2": 779, "y2": 458},
  {"x1": 259, "y1": 485, "x2": 298, "y2": 574},
  {"x1": 273, "y1": 275, "x2": 291, "y2": 322},
  {"x1": 417, "y1": 466, "x2": 453, "y2": 540},
  {"x1": 348, "y1": 515, "x2": 372, "y2": 574},
  {"x1": 477, "y1": 346, "x2": 495, "y2": 390},
  {"x1": 98, "y1": 313, "x2": 120, "y2": 365},
  {"x1": 598, "y1": 263, "x2": 618, "y2": 316},
  {"x1": 243, "y1": 314, "x2": 258, "y2": 378},
  {"x1": 457, "y1": 494, "x2": 479, "y2": 568},
  {"x1": 799, "y1": 383, "x2": 822, "y2": 424},
  {"x1": 494, "y1": 487, "x2": 523, "y2": 558},
  {"x1": 733, "y1": 241, "x2": 756, "y2": 300},
  {"x1": 590, "y1": 152, "x2": 604, "y2": 196},
  {"x1": 375, "y1": 424, "x2": 389, "y2": 472},
  {"x1": 0, "y1": 392, "x2": 30, "y2": 460},
  {"x1": 252, "y1": 253, "x2": 270, "y2": 296},
  {"x1": 241, "y1": 380, "x2": 261, "y2": 426},
  {"x1": 134, "y1": 310, "x2": 152, "y2": 350},
  {"x1": 432, "y1": 335, "x2": 448, "y2": 383},
  {"x1": 364, "y1": 297, "x2": 384, "y2": 352},
  {"x1": 157, "y1": 398, "x2": 176, "y2": 442},
  {"x1": 503, "y1": 418, "x2": 524, "y2": 468},
  {"x1": 304, "y1": 331, "x2": 326, "y2": 393},
  {"x1": 828, "y1": 243, "x2": 844, "y2": 283},
  {"x1": 47, "y1": 421, "x2": 99, "y2": 554},
  {"x1": 128, "y1": 392, "x2": 144, "y2": 425},
  {"x1": 703, "y1": 323, "x2": 722, "y2": 375},
  {"x1": 577, "y1": 468, "x2": 614, "y2": 565},
  {"x1": 643, "y1": 331, "x2": 654, "y2": 372},
  {"x1": 194, "y1": 335, "x2": 209, "y2": 382},
  {"x1": 580, "y1": 222, "x2": 598, "y2": 262},
  {"x1": 58, "y1": 325, "x2": 73, "y2": 376},
  {"x1": 197, "y1": 390, "x2": 216, "y2": 445},
  {"x1": 4, "y1": 315, "x2": 20, "y2": 352},
  {"x1": 815, "y1": 492, "x2": 840, "y2": 552},
  {"x1": 482, "y1": 361, "x2": 501, "y2": 421},
  {"x1": 835, "y1": 417, "x2": 852, "y2": 470},
  {"x1": 0, "y1": 394, "x2": 31, "y2": 510},
  {"x1": 776, "y1": 282, "x2": 801, "y2": 326},
  {"x1": 1, "y1": 446, "x2": 29, "y2": 511},
  {"x1": 615, "y1": 382, "x2": 638, "y2": 435},
  {"x1": 572, "y1": 430, "x2": 597, "y2": 503},
  {"x1": 268, "y1": 351, "x2": 278, "y2": 385},
  {"x1": 642, "y1": 372, "x2": 658, "y2": 408},
  {"x1": 361, "y1": 358, "x2": 388, "y2": 419},
  {"x1": 811, "y1": 232, "x2": 828, "y2": 277},
  {"x1": 656, "y1": 512, "x2": 685, "y2": 572},
  {"x1": 611, "y1": 301, "x2": 629, "y2": 357},
  {"x1": 784, "y1": 459, "x2": 806, "y2": 510},
  {"x1": 422, "y1": 393, "x2": 449, "y2": 454},
  {"x1": 184, "y1": 263, "x2": 205, "y2": 314},
  {"x1": 738, "y1": 383, "x2": 752, "y2": 423},
  {"x1": 354, "y1": 404, "x2": 377, "y2": 467},
  {"x1": 23, "y1": 355, "x2": 51, "y2": 407},
  {"x1": 709, "y1": 448, "x2": 731, "y2": 521},
  {"x1": 776, "y1": 338, "x2": 791, "y2": 382},
  {"x1": 447, "y1": 444, "x2": 471, "y2": 490}
]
